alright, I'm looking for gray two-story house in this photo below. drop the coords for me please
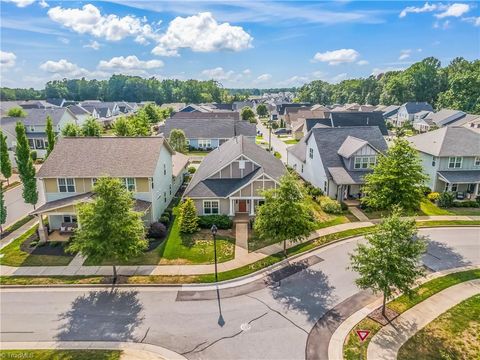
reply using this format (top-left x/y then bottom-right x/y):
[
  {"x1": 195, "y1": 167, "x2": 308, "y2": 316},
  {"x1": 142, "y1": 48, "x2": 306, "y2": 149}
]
[{"x1": 409, "y1": 127, "x2": 480, "y2": 198}]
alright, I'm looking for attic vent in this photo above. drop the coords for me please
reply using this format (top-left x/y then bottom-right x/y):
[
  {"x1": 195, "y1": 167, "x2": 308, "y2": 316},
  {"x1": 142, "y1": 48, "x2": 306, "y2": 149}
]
[{"x1": 239, "y1": 160, "x2": 246, "y2": 169}]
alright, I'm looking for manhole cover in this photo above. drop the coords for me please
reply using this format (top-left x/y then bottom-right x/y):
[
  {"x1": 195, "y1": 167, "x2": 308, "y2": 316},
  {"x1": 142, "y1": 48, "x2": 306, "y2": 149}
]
[{"x1": 240, "y1": 323, "x2": 251, "y2": 331}]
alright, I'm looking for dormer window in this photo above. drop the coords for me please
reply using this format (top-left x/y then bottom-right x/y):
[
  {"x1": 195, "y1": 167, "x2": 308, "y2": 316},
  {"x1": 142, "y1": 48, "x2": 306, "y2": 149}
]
[{"x1": 354, "y1": 156, "x2": 376, "y2": 169}]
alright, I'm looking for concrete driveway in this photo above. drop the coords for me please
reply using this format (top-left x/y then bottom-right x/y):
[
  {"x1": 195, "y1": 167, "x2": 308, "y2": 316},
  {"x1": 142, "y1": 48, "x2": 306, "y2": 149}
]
[{"x1": 1, "y1": 228, "x2": 478, "y2": 359}]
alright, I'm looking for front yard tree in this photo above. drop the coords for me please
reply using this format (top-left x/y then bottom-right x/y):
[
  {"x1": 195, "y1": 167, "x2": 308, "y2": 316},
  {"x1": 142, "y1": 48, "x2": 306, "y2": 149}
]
[
  {"x1": 68, "y1": 177, "x2": 147, "y2": 283},
  {"x1": 169, "y1": 128, "x2": 188, "y2": 154},
  {"x1": 256, "y1": 104, "x2": 268, "y2": 117},
  {"x1": 113, "y1": 117, "x2": 133, "y2": 136},
  {"x1": 362, "y1": 138, "x2": 428, "y2": 212},
  {"x1": 241, "y1": 107, "x2": 256, "y2": 122},
  {"x1": 179, "y1": 197, "x2": 199, "y2": 234},
  {"x1": 61, "y1": 123, "x2": 81, "y2": 137},
  {"x1": 0, "y1": 131, "x2": 12, "y2": 185},
  {"x1": 14, "y1": 122, "x2": 38, "y2": 208},
  {"x1": 82, "y1": 117, "x2": 102, "y2": 136},
  {"x1": 350, "y1": 207, "x2": 426, "y2": 317},
  {"x1": 0, "y1": 184, "x2": 6, "y2": 233},
  {"x1": 45, "y1": 115, "x2": 55, "y2": 157},
  {"x1": 254, "y1": 173, "x2": 315, "y2": 255}
]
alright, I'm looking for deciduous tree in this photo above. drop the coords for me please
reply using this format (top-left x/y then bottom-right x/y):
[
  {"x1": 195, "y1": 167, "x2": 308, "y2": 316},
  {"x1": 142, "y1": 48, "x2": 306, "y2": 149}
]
[
  {"x1": 0, "y1": 131, "x2": 12, "y2": 185},
  {"x1": 113, "y1": 117, "x2": 133, "y2": 136},
  {"x1": 7, "y1": 107, "x2": 26, "y2": 117},
  {"x1": 61, "y1": 123, "x2": 82, "y2": 137},
  {"x1": 241, "y1": 107, "x2": 256, "y2": 122},
  {"x1": 14, "y1": 122, "x2": 38, "y2": 208},
  {"x1": 45, "y1": 115, "x2": 55, "y2": 157},
  {"x1": 256, "y1": 104, "x2": 268, "y2": 117},
  {"x1": 168, "y1": 128, "x2": 188, "y2": 154},
  {"x1": 82, "y1": 117, "x2": 102, "y2": 136}
]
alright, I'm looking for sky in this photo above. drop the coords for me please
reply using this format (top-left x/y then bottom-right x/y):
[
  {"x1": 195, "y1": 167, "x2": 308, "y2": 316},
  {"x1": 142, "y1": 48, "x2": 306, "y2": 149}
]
[{"x1": 0, "y1": 0, "x2": 479, "y2": 89}]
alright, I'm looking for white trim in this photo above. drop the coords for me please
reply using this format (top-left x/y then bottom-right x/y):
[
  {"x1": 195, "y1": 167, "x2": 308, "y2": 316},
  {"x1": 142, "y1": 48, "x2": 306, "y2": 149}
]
[
  {"x1": 225, "y1": 172, "x2": 279, "y2": 198},
  {"x1": 202, "y1": 199, "x2": 220, "y2": 215},
  {"x1": 57, "y1": 178, "x2": 76, "y2": 193}
]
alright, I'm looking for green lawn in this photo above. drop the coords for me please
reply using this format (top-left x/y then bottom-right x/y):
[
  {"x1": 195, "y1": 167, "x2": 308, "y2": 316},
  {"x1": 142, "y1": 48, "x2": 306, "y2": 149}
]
[
  {"x1": 398, "y1": 294, "x2": 480, "y2": 360},
  {"x1": 187, "y1": 151, "x2": 210, "y2": 157},
  {"x1": 0, "y1": 226, "x2": 74, "y2": 267},
  {"x1": 447, "y1": 207, "x2": 480, "y2": 215},
  {"x1": 343, "y1": 268, "x2": 480, "y2": 360},
  {"x1": 0, "y1": 350, "x2": 121, "y2": 360},
  {"x1": 283, "y1": 139, "x2": 299, "y2": 145},
  {"x1": 2, "y1": 215, "x2": 34, "y2": 236},
  {"x1": 420, "y1": 200, "x2": 453, "y2": 215}
]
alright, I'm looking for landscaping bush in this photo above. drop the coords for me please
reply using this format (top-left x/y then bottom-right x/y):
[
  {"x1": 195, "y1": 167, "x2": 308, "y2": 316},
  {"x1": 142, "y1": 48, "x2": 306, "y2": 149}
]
[
  {"x1": 30, "y1": 150, "x2": 37, "y2": 161},
  {"x1": 198, "y1": 215, "x2": 233, "y2": 230},
  {"x1": 148, "y1": 222, "x2": 167, "y2": 239},
  {"x1": 188, "y1": 166, "x2": 196, "y2": 174},
  {"x1": 438, "y1": 192, "x2": 455, "y2": 208},
  {"x1": 159, "y1": 215, "x2": 170, "y2": 226},
  {"x1": 421, "y1": 186, "x2": 432, "y2": 196},
  {"x1": 274, "y1": 151, "x2": 281, "y2": 159},
  {"x1": 427, "y1": 192, "x2": 440, "y2": 203},
  {"x1": 320, "y1": 197, "x2": 343, "y2": 214},
  {"x1": 452, "y1": 200, "x2": 479, "y2": 208},
  {"x1": 179, "y1": 198, "x2": 199, "y2": 233},
  {"x1": 303, "y1": 181, "x2": 323, "y2": 200},
  {"x1": 340, "y1": 201, "x2": 348, "y2": 211}
]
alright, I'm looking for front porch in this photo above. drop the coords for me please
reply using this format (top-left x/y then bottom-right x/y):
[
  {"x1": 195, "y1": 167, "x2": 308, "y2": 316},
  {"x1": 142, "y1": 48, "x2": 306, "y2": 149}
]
[
  {"x1": 437, "y1": 171, "x2": 480, "y2": 200},
  {"x1": 228, "y1": 197, "x2": 265, "y2": 217}
]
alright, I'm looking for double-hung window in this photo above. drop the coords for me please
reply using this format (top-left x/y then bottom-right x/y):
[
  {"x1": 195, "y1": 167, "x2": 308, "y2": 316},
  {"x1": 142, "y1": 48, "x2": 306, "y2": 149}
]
[
  {"x1": 354, "y1": 156, "x2": 376, "y2": 169},
  {"x1": 27, "y1": 139, "x2": 35, "y2": 149},
  {"x1": 163, "y1": 163, "x2": 167, "y2": 175},
  {"x1": 432, "y1": 156, "x2": 436, "y2": 166},
  {"x1": 475, "y1": 157, "x2": 480, "y2": 167},
  {"x1": 448, "y1": 157, "x2": 462, "y2": 169},
  {"x1": 203, "y1": 200, "x2": 219, "y2": 215},
  {"x1": 123, "y1": 178, "x2": 136, "y2": 191},
  {"x1": 35, "y1": 139, "x2": 45, "y2": 150},
  {"x1": 58, "y1": 178, "x2": 75, "y2": 193},
  {"x1": 309, "y1": 148, "x2": 314, "y2": 159},
  {"x1": 198, "y1": 139, "x2": 211, "y2": 149}
]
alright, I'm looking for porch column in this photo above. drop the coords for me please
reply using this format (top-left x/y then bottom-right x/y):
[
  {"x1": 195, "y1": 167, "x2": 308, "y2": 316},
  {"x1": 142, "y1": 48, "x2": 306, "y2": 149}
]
[
  {"x1": 249, "y1": 198, "x2": 255, "y2": 216},
  {"x1": 229, "y1": 198, "x2": 234, "y2": 216},
  {"x1": 475, "y1": 183, "x2": 480, "y2": 197},
  {"x1": 37, "y1": 214, "x2": 48, "y2": 243}
]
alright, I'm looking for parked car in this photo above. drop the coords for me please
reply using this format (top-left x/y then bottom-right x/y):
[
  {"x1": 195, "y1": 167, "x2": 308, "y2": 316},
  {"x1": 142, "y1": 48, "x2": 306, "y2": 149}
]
[{"x1": 274, "y1": 128, "x2": 291, "y2": 135}]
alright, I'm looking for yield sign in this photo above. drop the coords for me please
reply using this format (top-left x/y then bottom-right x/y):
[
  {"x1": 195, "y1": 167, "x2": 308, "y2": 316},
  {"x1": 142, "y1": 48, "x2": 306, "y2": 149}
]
[{"x1": 356, "y1": 330, "x2": 370, "y2": 342}]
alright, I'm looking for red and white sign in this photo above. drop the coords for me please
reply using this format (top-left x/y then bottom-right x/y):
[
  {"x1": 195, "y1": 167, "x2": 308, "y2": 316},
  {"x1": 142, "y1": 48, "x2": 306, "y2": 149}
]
[{"x1": 356, "y1": 330, "x2": 370, "y2": 342}]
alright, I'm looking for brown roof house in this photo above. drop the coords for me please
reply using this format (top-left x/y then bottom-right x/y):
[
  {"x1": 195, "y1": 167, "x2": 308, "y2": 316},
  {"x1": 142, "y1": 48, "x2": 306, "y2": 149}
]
[
  {"x1": 183, "y1": 135, "x2": 286, "y2": 219},
  {"x1": 33, "y1": 137, "x2": 188, "y2": 242}
]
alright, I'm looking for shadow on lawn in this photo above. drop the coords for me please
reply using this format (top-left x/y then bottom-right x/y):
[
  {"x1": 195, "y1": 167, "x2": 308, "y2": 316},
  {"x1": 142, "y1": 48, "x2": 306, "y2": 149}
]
[
  {"x1": 423, "y1": 239, "x2": 472, "y2": 272},
  {"x1": 56, "y1": 289, "x2": 144, "y2": 342}
]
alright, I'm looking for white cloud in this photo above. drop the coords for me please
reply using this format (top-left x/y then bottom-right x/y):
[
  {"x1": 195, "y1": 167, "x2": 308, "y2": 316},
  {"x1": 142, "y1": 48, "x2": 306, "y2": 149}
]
[
  {"x1": 58, "y1": 37, "x2": 70, "y2": 45},
  {"x1": 398, "y1": 49, "x2": 412, "y2": 60},
  {"x1": 39, "y1": 0, "x2": 49, "y2": 8},
  {"x1": 40, "y1": 59, "x2": 91, "y2": 77},
  {"x1": 330, "y1": 73, "x2": 348, "y2": 83},
  {"x1": 98, "y1": 55, "x2": 164, "y2": 71},
  {"x1": 279, "y1": 75, "x2": 309, "y2": 86},
  {"x1": 1, "y1": 51, "x2": 17, "y2": 68},
  {"x1": 434, "y1": 20, "x2": 451, "y2": 29},
  {"x1": 463, "y1": 16, "x2": 480, "y2": 26},
  {"x1": 3, "y1": 0, "x2": 35, "y2": 8},
  {"x1": 255, "y1": 73, "x2": 272, "y2": 83},
  {"x1": 399, "y1": 3, "x2": 437, "y2": 18},
  {"x1": 357, "y1": 60, "x2": 369, "y2": 66},
  {"x1": 435, "y1": 3, "x2": 470, "y2": 18},
  {"x1": 84, "y1": 40, "x2": 101, "y2": 50},
  {"x1": 47, "y1": 4, "x2": 158, "y2": 43},
  {"x1": 201, "y1": 67, "x2": 236, "y2": 81},
  {"x1": 312, "y1": 49, "x2": 360, "y2": 65},
  {"x1": 242, "y1": 69, "x2": 251, "y2": 75},
  {"x1": 152, "y1": 12, "x2": 253, "y2": 57}
]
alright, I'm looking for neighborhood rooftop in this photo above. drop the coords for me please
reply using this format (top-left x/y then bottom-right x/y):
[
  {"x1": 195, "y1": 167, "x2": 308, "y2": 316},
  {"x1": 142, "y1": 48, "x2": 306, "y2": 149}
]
[{"x1": 163, "y1": 117, "x2": 256, "y2": 139}]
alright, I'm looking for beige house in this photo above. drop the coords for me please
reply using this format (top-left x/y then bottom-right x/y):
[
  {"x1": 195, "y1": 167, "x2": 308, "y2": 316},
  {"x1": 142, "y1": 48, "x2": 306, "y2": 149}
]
[
  {"x1": 32, "y1": 136, "x2": 188, "y2": 241},
  {"x1": 183, "y1": 135, "x2": 285, "y2": 217}
]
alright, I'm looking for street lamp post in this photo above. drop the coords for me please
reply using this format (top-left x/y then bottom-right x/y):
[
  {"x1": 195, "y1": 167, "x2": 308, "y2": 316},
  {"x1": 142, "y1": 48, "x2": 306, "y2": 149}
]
[{"x1": 211, "y1": 224, "x2": 218, "y2": 282}]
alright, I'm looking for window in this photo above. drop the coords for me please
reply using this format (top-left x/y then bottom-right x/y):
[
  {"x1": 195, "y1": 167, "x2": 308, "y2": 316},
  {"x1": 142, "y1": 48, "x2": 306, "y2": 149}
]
[
  {"x1": 164, "y1": 192, "x2": 167, "y2": 203},
  {"x1": 354, "y1": 156, "x2": 376, "y2": 169},
  {"x1": 203, "y1": 200, "x2": 219, "y2": 215},
  {"x1": 29, "y1": 125, "x2": 35, "y2": 132},
  {"x1": 163, "y1": 163, "x2": 167, "y2": 175},
  {"x1": 58, "y1": 178, "x2": 75, "y2": 193},
  {"x1": 123, "y1": 178, "x2": 136, "y2": 191},
  {"x1": 91, "y1": 178, "x2": 98, "y2": 187},
  {"x1": 475, "y1": 157, "x2": 480, "y2": 166},
  {"x1": 448, "y1": 157, "x2": 462, "y2": 168},
  {"x1": 451, "y1": 183, "x2": 458, "y2": 192},
  {"x1": 35, "y1": 139, "x2": 45, "y2": 150},
  {"x1": 432, "y1": 156, "x2": 436, "y2": 166},
  {"x1": 239, "y1": 160, "x2": 245, "y2": 169},
  {"x1": 309, "y1": 148, "x2": 314, "y2": 159},
  {"x1": 169, "y1": 184, "x2": 172, "y2": 195},
  {"x1": 444, "y1": 183, "x2": 449, "y2": 192},
  {"x1": 28, "y1": 139, "x2": 35, "y2": 149},
  {"x1": 63, "y1": 215, "x2": 77, "y2": 223},
  {"x1": 198, "y1": 139, "x2": 211, "y2": 148},
  {"x1": 301, "y1": 164, "x2": 304, "y2": 173},
  {"x1": 324, "y1": 181, "x2": 327, "y2": 192}
]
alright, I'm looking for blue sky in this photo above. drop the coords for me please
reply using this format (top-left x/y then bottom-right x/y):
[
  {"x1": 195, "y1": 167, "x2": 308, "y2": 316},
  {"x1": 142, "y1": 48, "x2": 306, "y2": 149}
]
[{"x1": 1, "y1": 0, "x2": 479, "y2": 89}]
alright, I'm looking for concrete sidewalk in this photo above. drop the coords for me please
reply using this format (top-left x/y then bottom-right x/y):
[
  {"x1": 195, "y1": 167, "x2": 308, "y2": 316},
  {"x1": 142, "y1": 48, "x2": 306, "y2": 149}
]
[
  {"x1": 367, "y1": 279, "x2": 480, "y2": 360},
  {"x1": 0, "y1": 218, "x2": 37, "y2": 250},
  {"x1": 0, "y1": 341, "x2": 187, "y2": 360}
]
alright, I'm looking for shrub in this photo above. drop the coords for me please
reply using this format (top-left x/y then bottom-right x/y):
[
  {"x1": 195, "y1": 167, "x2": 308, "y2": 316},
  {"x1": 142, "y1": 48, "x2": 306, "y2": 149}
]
[
  {"x1": 188, "y1": 166, "x2": 196, "y2": 174},
  {"x1": 320, "y1": 197, "x2": 343, "y2": 214},
  {"x1": 159, "y1": 215, "x2": 170, "y2": 226},
  {"x1": 148, "y1": 222, "x2": 167, "y2": 239},
  {"x1": 438, "y1": 192, "x2": 455, "y2": 208},
  {"x1": 179, "y1": 197, "x2": 199, "y2": 233},
  {"x1": 274, "y1": 151, "x2": 281, "y2": 159},
  {"x1": 427, "y1": 192, "x2": 440, "y2": 202},
  {"x1": 198, "y1": 215, "x2": 233, "y2": 230},
  {"x1": 340, "y1": 201, "x2": 348, "y2": 211},
  {"x1": 421, "y1": 186, "x2": 432, "y2": 196},
  {"x1": 476, "y1": 196, "x2": 480, "y2": 205},
  {"x1": 304, "y1": 182, "x2": 323, "y2": 200},
  {"x1": 30, "y1": 150, "x2": 37, "y2": 161},
  {"x1": 452, "y1": 200, "x2": 479, "y2": 208}
]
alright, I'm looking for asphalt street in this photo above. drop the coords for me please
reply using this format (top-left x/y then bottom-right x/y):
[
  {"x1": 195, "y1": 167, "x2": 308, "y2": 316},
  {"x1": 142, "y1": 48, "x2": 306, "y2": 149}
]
[
  {"x1": 1, "y1": 228, "x2": 479, "y2": 360},
  {"x1": 256, "y1": 121, "x2": 289, "y2": 163},
  {"x1": 4, "y1": 180, "x2": 44, "y2": 227}
]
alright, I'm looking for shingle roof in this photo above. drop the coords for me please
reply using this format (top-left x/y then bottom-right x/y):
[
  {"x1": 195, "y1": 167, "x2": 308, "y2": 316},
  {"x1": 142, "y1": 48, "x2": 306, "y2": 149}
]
[
  {"x1": 337, "y1": 136, "x2": 368, "y2": 158},
  {"x1": 37, "y1": 137, "x2": 170, "y2": 178},
  {"x1": 287, "y1": 137, "x2": 307, "y2": 162},
  {"x1": 401, "y1": 102, "x2": 433, "y2": 114},
  {"x1": 184, "y1": 135, "x2": 285, "y2": 198},
  {"x1": 2, "y1": 108, "x2": 74, "y2": 127},
  {"x1": 327, "y1": 167, "x2": 367, "y2": 185},
  {"x1": 171, "y1": 111, "x2": 240, "y2": 121},
  {"x1": 329, "y1": 111, "x2": 389, "y2": 135},
  {"x1": 172, "y1": 152, "x2": 189, "y2": 177},
  {"x1": 67, "y1": 104, "x2": 90, "y2": 115},
  {"x1": 382, "y1": 105, "x2": 400, "y2": 117},
  {"x1": 409, "y1": 127, "x2": 480, "y2": 157},
  {"x1": 163, "y1": 117, "x2": 255, "y2": 138},
  {"x1": 427, "y1": 109, "x2": 466, "y2": 127},
  {"x1": 438, "y1": 170, "x2": 480, "y2": 184}
]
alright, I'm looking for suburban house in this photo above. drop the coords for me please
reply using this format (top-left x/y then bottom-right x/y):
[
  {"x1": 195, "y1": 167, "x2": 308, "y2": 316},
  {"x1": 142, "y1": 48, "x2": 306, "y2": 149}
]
[
  {"x1": 1, "y1": 108, "x2": 79, "y2": 160},
  {"x1": 287, "y1": 126, "x2": 388, "y2": 201},
  {"x1": 32, "y1": 136, "x2": 189, "y2": 241},
  {"x1": 66, "y1": 105, "x2": 92, "y2": 124},
  {"x1": 412, "y1": 109, "x2": 467, "y2": 133},
  {"x1": 409, "y1": 127, "x2": 480, "y2": 198},
  {"x1": 394, "y1": 102, "x2": 434, "y2": 127},
  {"x1": 162, "y1": 114, "x2": 256, "y2": 150},
  {"x1": 183, "y1": 135, "x2": 285, "y2": 217},
  {"x1": 452, "y1": 114, "x2": 480, "y2": 132},
  {"x1": 381, "y1": 105, "x2": 400, "y2": 122}
]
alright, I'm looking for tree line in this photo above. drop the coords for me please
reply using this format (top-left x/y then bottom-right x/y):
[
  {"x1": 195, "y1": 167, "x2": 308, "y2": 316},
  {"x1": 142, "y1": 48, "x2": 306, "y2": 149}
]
[{"x1": 297, "y1": 57, "x2": 480, "y2": 114}]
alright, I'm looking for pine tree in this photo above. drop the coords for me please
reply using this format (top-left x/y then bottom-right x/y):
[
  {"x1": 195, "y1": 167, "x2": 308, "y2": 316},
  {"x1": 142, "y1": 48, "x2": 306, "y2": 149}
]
[
  {"x1": 45, "y1": 115, "x2": 55, "y2": 157},
  {"x1": 0, "y1": 130, "x2": 12, "y2": 185},
  {"x1": 15, "y1": 122, "x2": 38, "y2": 208},
  {"x1": 0, "y1": 183, "x2": 6, "y2": 233},
  {"x1": 179, "y1": 198, "x2": 199, "y2": 234}
]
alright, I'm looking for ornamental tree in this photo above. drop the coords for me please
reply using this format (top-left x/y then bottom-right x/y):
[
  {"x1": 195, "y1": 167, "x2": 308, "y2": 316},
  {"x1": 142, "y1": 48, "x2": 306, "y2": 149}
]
[
  {"x1": 168, "y1": 128, "x2": 188, "y2": 154},
  {"x1": 241, "y1": 107, "x2": 256, "y2": 122},
  {"x1": 361, "y1": 138, "x2": 428, "y2": 212},
  {"x1": 179, "y1": 197, "x2": 199, "y2": 234},
  {"x1": 82, "y1": 117, "x2": 102, "y2": 136},
  {"x1": 256, "y1": 104, "x2": 269, "y2": 117},
  {"x1": 113, "y1": 117, "x2": 133, "y2": 136},
  {"x1": 7, "y1": 107, "x2": 26, "y2": 117},
  {"x1": 61, "y1": 123, "x2": 82, "y2": 137},
  {"x1": 254, "y1": 173, "x2": 315, "y2": 255},
  {"x1": 68, "y1": 177, "x2": 147, "y2": 282},
  {"x1": 14, "y1": 122, "x2": 38, "y2": 208},
  {"x1": 350, "y1": 207, "x2": 426, "y2": 316},
  {"x1": 45, "y1": 115, "x2": 55, "y2": 157},
  {"x1": 0, "y1": 183, "x2": 6, "y2": 233},
  {"x1": 0, "y1": 131, "x2": 12, "y2": 185}
]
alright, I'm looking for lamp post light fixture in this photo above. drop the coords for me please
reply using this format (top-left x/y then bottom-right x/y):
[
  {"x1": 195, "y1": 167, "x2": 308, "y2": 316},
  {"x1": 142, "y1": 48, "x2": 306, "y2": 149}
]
[{"x1": 211, "y1": 224, "x2": 218, "y2": 282}]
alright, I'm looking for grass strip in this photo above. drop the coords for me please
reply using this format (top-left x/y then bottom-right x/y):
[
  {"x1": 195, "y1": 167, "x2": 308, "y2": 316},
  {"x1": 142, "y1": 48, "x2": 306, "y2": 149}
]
[
  {"x1": 1, "y1": 215, "x2": 34, "y2": 237},
  {"x1": 0, "y1": 350, "x2": 121, "y2": 360}
]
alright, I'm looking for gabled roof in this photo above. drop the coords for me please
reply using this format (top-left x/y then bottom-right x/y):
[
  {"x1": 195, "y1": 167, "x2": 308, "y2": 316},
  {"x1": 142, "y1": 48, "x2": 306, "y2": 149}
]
[
  {"x1": 337, "y1": 136, "x2": 368, "y2": 158},
  {"x1": 1, "y1": 108, "x2": 75, "y2": 127},
  {"x1": 276, "y1": 103, "x2": 310, "y2": 115},
  {"x1": 329, "y1": 111, "x2": 388, "y2": 135},
  {"x1": 427, "y1": 109, "x2": 466, "y2": 127},
  {"x1": 184, "y1": 135, "x2": 285, "y2": 198},
  {"x1": 67, "y1": 104, "x2": 90, "y2": 115},
  {"x1": 447, "y1": 113, "x2": 480, "y2": 127},
  {"x1": 401, "y1": 102, "x2": 433, "y2": 114},
  {"x1": 163, "y1": 117, "x2": 255, "y2": 138},
  {"x1": 171, "y1": 111, "x2": 240, "y2": 121},
  {"x1": 409, "y1": 127, "x2": 480, "y2": 157},
  {"x1": 37, "y1": 137, "x2": 172, "y2": 178}
]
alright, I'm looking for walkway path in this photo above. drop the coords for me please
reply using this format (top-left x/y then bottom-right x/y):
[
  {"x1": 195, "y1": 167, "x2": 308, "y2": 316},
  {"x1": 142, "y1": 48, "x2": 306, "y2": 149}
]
[
  {"x1": 367, "y1": 279, "x2": 480, "y2": 360},
  {"x1": 1, "y1": 341, "x2": 187, "y2": 360},
  {"x1": 348, "y1": 206, "x2": 370, "y2": 222},
  {"x1": 0, "y1": 218, "x2": 37, "y2": 250}
]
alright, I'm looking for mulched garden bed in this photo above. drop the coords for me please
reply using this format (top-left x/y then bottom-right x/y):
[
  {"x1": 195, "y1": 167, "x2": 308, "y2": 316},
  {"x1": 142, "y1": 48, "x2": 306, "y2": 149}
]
[
  {"x1": 146, "y1": 237, "x2": 165, "y2": 251},
  {"x1": 19, "y1": 231, "x2": 72, "y2": 257},
  {"x1": 368, "y1": 306, "x2": 400, "y2": 326}
]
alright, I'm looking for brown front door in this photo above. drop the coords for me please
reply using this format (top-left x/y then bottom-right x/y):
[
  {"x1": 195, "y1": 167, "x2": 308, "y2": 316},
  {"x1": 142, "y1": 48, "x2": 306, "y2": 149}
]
[{"x1": 238, "y1": 200, "x2": 247, "y2": 213}]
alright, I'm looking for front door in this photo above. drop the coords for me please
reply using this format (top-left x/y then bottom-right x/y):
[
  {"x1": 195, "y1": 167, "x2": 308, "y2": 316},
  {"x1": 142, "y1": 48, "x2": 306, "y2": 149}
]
[{"x1": 238, "y1": 200, "x2": 247, "y2": 213}]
